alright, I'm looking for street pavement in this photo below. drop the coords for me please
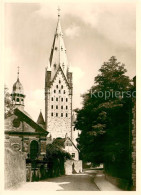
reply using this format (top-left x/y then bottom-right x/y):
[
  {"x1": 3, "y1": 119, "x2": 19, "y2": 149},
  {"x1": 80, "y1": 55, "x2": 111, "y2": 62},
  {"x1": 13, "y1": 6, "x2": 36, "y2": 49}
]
[
  {"x1": 11, "y1": 170, "x2": 99, "y2": 191},
  {"x1": 93, "y1": 170, "x2": 122, "y2": 191},
  {"x1": 9, "y1": 169, "x2": 122, "y2": 191}
]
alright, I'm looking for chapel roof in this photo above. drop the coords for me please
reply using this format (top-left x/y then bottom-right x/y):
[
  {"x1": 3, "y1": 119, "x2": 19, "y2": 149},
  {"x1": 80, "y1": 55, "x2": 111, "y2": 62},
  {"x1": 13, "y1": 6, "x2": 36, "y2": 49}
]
[{"x1": 12, "y1": 67, "x2": 24, "y2": 95}]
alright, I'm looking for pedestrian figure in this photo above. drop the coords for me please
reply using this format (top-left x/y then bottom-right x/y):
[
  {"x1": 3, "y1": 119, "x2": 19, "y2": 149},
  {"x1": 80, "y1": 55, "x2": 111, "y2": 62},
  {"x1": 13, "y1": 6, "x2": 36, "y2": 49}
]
[{"x1": 72, "y1": 162, "x2": 77, "y2": 174}]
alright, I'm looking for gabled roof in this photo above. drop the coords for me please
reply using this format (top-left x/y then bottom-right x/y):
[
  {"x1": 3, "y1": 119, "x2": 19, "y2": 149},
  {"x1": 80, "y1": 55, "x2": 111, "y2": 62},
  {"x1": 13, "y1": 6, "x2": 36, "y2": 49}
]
[
  {"x1": 50, "y1": 65, "x2": 71, "y2": 89},
  {"x1": 14, "y1": 108, "x2": 48, "y2": 134},
  {"x1": 65, "y1": 137, "x2": 80, "y2": 152}
]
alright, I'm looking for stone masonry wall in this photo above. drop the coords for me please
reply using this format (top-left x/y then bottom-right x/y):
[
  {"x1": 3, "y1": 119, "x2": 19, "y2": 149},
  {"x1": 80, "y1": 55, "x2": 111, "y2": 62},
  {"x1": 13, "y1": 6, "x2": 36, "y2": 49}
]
[
  {"x1": 46, "y1": 70, "x2": 72, "y2": 138},
  {"x1": 4, "y1": 147, "x2": 26, "y2": 189}
]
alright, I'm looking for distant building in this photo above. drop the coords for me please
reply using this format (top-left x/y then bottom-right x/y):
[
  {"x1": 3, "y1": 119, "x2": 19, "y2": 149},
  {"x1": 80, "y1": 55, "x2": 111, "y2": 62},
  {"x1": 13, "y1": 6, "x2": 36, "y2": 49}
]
[{"x1": 64, "y1": 136, "x2": 79, "y2": 161}]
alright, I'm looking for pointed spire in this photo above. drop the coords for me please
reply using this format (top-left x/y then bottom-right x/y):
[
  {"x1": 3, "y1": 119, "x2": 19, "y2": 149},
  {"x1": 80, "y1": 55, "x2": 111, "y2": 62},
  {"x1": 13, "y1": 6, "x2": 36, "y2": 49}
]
[
  {"x1": 49, "y1": 8, "x2": 69, "y2": 80},
  {"x1": 37, "y1": 110, "x2": 45, "y2": 126},
  {"x1": 57, "y1": 6, "x2": 61, "y2": 18},
  {"x1": 13, "y1": 66, "x2": 24, "y2": 95},
  {"x1": 17, "y1": 66, "x2": 20, "y2": 80}
]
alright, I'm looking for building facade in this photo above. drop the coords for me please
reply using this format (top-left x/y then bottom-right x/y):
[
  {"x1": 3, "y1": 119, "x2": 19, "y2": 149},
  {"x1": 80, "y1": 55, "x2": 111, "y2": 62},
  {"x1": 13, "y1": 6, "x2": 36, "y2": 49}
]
[
  {"x1": 45, "y1": 12, "x2": 73, "y2": 139},
  {"x1": 5, "y1": 74, "x2": 48, "y2": 183}
]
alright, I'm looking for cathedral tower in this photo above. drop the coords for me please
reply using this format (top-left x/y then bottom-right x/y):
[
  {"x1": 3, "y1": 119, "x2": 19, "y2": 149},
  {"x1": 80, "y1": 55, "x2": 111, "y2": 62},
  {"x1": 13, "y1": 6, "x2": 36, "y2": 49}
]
[
  {"x1": 11, "y1": 67, "x2": 25, "y2": 110},
  {"x1": 45, "y1": 10, "x2": 73, "y2": 139}
]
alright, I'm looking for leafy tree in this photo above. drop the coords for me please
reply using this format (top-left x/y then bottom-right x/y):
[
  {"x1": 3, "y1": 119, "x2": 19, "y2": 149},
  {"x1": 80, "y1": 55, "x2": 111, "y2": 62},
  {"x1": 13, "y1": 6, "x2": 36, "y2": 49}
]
[
  {"x1": 46, "y1": 138, "x2": 71, "y2": 177},
  {"x1": 75, "y1": 56, "x2": 134, "y2": 179},
  {"x1": 4, "y1": 85, "x2": 14, "y2": 118}
]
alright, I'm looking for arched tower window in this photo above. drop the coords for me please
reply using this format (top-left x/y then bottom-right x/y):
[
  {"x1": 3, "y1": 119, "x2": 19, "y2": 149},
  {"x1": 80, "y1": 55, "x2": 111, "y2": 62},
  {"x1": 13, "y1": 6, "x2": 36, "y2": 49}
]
[{"x1": 30, "y1": 140, "x2": 39, "y2": 159}]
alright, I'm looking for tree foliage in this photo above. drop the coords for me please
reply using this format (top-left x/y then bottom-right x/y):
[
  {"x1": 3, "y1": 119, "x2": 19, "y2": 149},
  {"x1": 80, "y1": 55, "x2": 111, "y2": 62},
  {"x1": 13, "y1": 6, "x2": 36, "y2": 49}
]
[
  {"x1": 46, "y1": 138, "x2": 71, "y2": 177},
  {"x1": 4, "y1": 86, "x2": 14, "y2": 118},
  {"x1": 75, "y1": 56, "x2": 134, "y2": 178}
]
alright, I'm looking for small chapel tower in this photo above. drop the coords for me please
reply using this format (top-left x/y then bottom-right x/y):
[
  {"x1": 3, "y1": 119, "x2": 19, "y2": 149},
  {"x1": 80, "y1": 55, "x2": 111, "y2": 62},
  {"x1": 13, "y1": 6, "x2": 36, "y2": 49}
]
[
  {"x1": 11, "y1": 67, "x2": 25, "y2": 110},
  {"x1": 45, "y1": 9, "x2": 73, "y2": 139}
]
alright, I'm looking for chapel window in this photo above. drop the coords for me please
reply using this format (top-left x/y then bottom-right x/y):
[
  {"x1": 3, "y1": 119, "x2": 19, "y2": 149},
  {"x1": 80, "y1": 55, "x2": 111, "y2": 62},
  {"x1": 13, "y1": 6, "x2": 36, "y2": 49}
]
[{"x1": 30, "y1": 140, "x2": 39, "y2": 160}]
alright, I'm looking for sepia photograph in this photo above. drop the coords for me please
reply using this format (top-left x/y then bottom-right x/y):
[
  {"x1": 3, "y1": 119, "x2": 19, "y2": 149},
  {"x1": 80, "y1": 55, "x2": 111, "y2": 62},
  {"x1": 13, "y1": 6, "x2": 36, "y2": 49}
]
[{"x1": 2, "y1": 0, "x2": 138, "y2": 192}]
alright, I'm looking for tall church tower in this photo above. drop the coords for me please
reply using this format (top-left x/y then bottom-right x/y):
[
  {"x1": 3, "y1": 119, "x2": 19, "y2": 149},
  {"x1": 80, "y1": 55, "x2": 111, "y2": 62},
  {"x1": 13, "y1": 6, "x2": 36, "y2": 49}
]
[{"x1": 45, "y1": 9, "x2": 73, "y2": 139}]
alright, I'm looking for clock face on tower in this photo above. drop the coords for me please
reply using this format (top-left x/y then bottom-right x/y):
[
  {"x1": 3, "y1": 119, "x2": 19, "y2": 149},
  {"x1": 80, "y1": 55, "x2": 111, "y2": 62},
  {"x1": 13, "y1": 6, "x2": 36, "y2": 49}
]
[{"x1": 13, "y1": 118, "x2": 21, "y2": 128}]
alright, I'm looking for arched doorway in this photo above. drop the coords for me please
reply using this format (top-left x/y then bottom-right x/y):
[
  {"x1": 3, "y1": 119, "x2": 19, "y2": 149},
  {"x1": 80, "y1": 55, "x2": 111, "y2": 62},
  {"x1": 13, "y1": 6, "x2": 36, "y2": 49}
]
[{"x1": 30, "y1": 140, "x2": 39, "y2": 160}]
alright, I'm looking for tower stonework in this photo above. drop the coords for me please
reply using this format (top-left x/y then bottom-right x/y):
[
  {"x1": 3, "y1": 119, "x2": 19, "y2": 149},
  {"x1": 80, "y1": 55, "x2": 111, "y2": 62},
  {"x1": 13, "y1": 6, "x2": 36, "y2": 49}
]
[{"x1": 45, "y1": 13, "x2": 73, "y2": 139}]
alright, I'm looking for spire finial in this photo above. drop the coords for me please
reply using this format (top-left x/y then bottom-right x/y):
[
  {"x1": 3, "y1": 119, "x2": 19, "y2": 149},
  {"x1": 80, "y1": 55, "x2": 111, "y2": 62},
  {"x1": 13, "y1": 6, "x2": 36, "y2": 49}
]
[
  {"x1": 17, "y1": 66, "x2": 20, "y2": 79},
  {"x1": 57, "y1": 6, "x2": 61, "y2": 18}
]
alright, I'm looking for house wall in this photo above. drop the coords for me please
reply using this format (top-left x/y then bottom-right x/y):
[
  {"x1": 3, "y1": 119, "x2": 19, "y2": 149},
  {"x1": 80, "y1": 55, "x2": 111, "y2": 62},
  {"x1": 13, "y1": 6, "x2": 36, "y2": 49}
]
[
  {"x1": 65, "y1": 145, "x2": 79, "y2": 160},
  {"x1": 72, "y1": 126, "x2": 81, "y2": 146}
]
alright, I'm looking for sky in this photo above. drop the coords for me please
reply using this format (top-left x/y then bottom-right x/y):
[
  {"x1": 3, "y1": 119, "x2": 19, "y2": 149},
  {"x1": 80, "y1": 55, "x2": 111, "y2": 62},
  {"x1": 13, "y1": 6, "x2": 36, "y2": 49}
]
[{"x1": 4, "y1": 1, "x2": 136, "y2": 121}]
